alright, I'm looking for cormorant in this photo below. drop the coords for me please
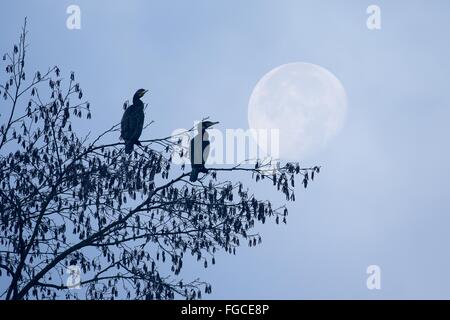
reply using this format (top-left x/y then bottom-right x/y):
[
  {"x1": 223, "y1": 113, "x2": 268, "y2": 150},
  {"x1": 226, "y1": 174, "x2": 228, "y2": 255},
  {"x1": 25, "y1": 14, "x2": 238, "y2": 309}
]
[
  {"x1": 190, "y1": 120, "x2": 219, "y2": 182},
  {"x1": 120, "y1": 89, "x2": 148, "y2": 154}
]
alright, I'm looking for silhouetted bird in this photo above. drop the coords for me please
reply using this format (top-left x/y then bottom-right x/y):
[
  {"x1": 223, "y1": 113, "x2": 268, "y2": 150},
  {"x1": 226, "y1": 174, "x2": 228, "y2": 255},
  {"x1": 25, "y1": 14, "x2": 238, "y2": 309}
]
[
  {"x1": 120, "y1": 89, "x2": 148, "y2": 154},
  {"x1": 190, "y1": 120, "x2": 219, "y2": 182}
]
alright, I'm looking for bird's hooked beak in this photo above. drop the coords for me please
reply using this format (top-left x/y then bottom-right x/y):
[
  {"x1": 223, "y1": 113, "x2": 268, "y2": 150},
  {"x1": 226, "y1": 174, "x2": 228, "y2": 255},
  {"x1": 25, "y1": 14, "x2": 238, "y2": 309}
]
[
  {"x1": 140, "y1": 89, "x2": 149, "y2": 97},
  {"x1": 205, "y1": 121, "x2": 219, "y2": 129}
]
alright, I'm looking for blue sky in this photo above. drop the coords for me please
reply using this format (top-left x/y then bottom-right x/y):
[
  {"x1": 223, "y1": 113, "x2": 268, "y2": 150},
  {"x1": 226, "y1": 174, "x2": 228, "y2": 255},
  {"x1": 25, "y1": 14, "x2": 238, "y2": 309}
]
[{"x1": 2, "y1": 0, "x2": 450, "y2": 299}]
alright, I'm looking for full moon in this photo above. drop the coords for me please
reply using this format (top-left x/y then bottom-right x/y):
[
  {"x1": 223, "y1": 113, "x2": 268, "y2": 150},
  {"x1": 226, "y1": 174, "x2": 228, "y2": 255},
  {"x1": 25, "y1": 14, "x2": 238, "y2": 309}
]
[{"x1": 248, "y1": 62, "x2": 347, "y2": 160}]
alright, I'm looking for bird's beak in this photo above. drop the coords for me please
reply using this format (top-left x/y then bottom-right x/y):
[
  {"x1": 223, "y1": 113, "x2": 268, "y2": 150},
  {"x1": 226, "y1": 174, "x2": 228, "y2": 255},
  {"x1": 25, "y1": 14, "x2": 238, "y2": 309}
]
[
  {"x1": 141, "y1": 90, "x2": 149, "y2": 97},
  {"x1": 207, "y1": 121, "x2": 219, "y2": 128}
]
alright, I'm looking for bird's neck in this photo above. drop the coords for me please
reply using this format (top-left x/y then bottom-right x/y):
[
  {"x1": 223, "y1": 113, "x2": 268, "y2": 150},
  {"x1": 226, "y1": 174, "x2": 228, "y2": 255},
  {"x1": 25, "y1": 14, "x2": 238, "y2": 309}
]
[{"x1": 133, "y1": 97, "x2": 143, "y2": 106}]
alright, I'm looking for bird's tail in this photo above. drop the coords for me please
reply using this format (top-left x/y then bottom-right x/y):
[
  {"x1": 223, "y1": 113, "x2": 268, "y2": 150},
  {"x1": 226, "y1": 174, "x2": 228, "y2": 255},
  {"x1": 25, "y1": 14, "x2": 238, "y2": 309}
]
[
  {"x1": 190, "y1": 168, "x2": 199, "y2": 182},
  {"x1": 125, "y1": 141, "x2": 134, "y2": 154}
]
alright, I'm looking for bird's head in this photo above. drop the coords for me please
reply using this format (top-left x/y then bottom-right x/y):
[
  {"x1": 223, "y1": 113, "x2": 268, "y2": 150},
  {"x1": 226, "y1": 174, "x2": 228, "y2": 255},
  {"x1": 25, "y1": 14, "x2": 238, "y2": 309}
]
[
  {"x1": 198, "y1": 120, "x2": 219, "y2": 132},
  {"x1": 133, "y1": 89, "x2": 148, "y2": 102}
]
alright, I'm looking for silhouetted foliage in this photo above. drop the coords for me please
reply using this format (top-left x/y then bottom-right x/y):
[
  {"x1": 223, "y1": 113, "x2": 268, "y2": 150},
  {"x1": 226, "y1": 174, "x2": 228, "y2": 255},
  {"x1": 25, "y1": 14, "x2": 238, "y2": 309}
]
[{"x1": 0, "y1": 21, "x2": 319, "y2": 300}]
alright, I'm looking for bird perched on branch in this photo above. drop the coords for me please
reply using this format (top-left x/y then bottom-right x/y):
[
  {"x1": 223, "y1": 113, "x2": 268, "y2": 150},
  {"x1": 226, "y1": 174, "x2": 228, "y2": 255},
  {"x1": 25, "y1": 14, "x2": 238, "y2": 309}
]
[
  {"x1": 190, "y1": 120, "x2": 219, "y2": 182},
  {"x1": 120, "y1": 89, "x2": 148, "y2": 154}
]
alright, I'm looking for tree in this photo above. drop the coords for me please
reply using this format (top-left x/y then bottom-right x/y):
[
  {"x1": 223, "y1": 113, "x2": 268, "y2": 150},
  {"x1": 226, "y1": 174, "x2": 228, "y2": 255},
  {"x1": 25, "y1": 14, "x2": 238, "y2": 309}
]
[{"x1": 0, "y1": 20, "x2": 320, "y2": 300}]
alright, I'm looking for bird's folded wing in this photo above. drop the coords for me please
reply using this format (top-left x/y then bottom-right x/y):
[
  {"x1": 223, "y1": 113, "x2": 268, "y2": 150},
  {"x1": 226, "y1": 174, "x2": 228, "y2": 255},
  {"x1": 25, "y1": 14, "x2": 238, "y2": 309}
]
[{"x1": 121, "y1": 108, "x2": 139, "y2": 141}]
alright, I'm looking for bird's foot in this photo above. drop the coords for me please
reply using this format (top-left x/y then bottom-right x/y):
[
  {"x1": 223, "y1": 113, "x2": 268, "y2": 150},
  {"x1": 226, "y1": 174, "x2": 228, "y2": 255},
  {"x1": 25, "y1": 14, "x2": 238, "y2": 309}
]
[{"x1": 200, "y1": 168, "x2": 209, "y2": 174}]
